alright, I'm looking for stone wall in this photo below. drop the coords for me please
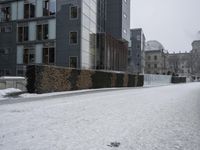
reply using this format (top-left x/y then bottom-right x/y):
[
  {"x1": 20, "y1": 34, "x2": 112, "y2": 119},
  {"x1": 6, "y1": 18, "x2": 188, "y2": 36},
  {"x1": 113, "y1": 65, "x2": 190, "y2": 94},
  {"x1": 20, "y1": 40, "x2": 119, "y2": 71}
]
[{"x1": 26, "y1": 65, "x2": 144, "y2": 94}]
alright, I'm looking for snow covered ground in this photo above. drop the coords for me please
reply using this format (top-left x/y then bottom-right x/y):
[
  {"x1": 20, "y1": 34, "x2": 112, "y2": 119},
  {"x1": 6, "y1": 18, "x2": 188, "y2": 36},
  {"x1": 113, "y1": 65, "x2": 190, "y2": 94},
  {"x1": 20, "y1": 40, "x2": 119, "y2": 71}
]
[
  {"x1": 0, "y1": 83, "x2": 200, "y2": 150},
  {"x1": 0, "y1": 88, "x2": 21, "y2": 100}
]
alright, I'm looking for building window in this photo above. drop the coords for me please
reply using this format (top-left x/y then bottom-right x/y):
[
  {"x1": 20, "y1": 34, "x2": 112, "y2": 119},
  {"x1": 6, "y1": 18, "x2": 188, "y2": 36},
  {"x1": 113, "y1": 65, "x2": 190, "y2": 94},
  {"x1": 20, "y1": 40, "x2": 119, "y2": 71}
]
[
  {"x1": 43, "y1": 0, "x2": 56, "y2": 16},
  {"x1": 43, "y1": 47, "x2": 55, "y2": 64},
  {"x1": 0, "y1": 6, "x2": 11, "y2": 22},
  {"x1": 128, "y1": 50, "x2": 131, "y2": 56},
  {"x1": 0, "y1": 48, "x2": 9, "y2": 55},
  {"x1": 69, "y1": 56, "x2": 78, "y2": 68},
  {"x1": 70, "y1": 6, "x2": 78, "y2": 19},
  {"x1": 136, "y1": 35, "x2": 141, "y2": 41},
  {"x1": 24, "y1": 0, "x2": 36, "y2": 19},
  {"x1": 154, "y1": 55, "x2": 157, "y2": 60},
  {"x1": 69, "y1": 32, "x2": 78, "y2": 44},
  {"x1": 0, "y1": 69, "x2": 10, "y2": 76},
  {"x1": 23, "y1": 48, "x2": 35, "y2": 64},
  {"x1": 37, "y1": 24, "x2": 49, "y2": 40},
  {"x1": 0, "y1": 25, "x2": 12, "y2": 33},
  {"x1": 154, "y1": 64, "x2": 157, "y2": 68},
  {"x1": 18, "y1": 26, "x2": 29, "y2": 42},
  {"x1": 148, "y1": 56, "x2": 151, "y2": 60},
  {"x1": 148, "y1": 64, "x2": 151, "y2": 68},
  {"x1": 4, "y1": 26, "x2": 12, "y2": 32}
]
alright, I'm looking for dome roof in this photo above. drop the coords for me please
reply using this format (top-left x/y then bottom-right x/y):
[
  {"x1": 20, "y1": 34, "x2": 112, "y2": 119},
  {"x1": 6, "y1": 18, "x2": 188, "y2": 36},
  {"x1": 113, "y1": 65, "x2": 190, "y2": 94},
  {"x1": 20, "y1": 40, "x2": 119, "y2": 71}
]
[{"x1": 145, "y1": 40, "x2": 165, "y2": 51}]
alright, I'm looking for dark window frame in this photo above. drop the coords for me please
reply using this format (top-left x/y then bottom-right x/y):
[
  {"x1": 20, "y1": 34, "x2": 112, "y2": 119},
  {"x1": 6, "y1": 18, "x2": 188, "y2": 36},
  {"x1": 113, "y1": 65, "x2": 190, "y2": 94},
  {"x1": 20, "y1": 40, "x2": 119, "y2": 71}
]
[
  {"x1": 43, "y1": 47, "x2": 55, "y2": 65},
  {"x1": 69, "y1": 31, "x2": 78, "y2": 44},
  {"x1": 18, "y1": 25, "x2": 29, "y2": 42},
  {"x1": 70, "y1": 6, "x2": 78, "y2": 19},
  {"x1": 69, "y1": 56, "x2": 78, "y2": 68}
]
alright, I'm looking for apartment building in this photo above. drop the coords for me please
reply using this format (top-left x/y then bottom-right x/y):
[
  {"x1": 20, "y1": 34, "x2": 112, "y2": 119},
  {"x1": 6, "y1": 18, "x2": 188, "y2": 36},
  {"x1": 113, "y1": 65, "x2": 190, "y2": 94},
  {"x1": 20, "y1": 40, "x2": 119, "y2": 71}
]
[
  {"x1": 167, "y1": 52, "x2": 191, "y2": 76},
  {"x1": 191, "y1": 40, "x2": 200, "y2": 76},
  {"x1": 0, "y1": 0, "x2": 130, "y2": 76},
  {"x1": 145, "y1": 40, "x2": 167, "y2": 74}
]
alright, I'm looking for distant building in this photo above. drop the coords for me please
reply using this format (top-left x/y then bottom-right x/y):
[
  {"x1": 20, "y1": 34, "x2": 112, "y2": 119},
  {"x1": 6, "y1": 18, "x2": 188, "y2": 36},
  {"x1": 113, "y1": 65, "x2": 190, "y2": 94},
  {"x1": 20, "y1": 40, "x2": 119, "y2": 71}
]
[
  {"x1": 144, "y1": 40, "x2": 167, "y2": 74},
  {"x1": 0, "y1": 0, "x2": 130, "y2": 76},
  {"x1": 129, "y1": 28, "x2": 146, "y2": 74},
  {"x1": 190, "y1": 40, "x2": 200, "y2": 76},
  {"x1": 166, "y1": 52, "x2": 191, "y2": 76}
]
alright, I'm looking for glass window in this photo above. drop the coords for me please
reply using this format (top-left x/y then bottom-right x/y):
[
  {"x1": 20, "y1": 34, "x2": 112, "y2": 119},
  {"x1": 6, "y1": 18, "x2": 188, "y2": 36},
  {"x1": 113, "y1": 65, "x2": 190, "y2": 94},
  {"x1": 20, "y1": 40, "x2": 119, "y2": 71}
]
[
  {"x1": 18, "y1": 26, "x2": 29, "y2": 42},
  {"x1": 43, "y1": 0, "x2": 56, "y2": 16},
  {"x1": 37, "y1": 25, "x2": 42, "y2": 40},
  {"x1": 70, "y1": 6, "x2": 78, "y2": 19},
  {"x1": 69, "y1": 57, "x2": 78, "y2": 68},
  {"x1": 18, "y1": 27, "x2": 23, "y2": 42},
  {"x1": 154, "y1": 64, "x2": 157, "y2": 68},
  {"x1": 43, "y1": 47, "x2": 55, "y2": 64},
  {"x1": 70, "y1": 32, "x2": 78, "y2": 44},
  {"x1": 148, "y1": 64, "x2": 150, "y2": 68},
  {"x1": 23, "y1": 48, "x2": 35, "y2": 64},
  {"x1": 154, "y1": 55, "x2": 157, "y2": 60},
  {"x1": 4, "y1": 26, "x2": 12, "y2": 32},
  {"x1": 43, "y1": 24, "x2": 48, "y2": 39},
  {"x1": 24, "y1": 0, "x2": 36, "y2": 19},
  {"x1": 43, "y1": 48, "x2": 49, "y2": 64},
  {"x1": 24, "y1": 26, "x2": 29, "y2": 41},
  {"x1": 23, "y1": 49, "x2": 29, "y2": 64},
  {"x1": 0, "y1": 6, "x2": 11, "y2": 22},
  {"x1": 49, "y1": 48, "x2": 55, "y2": 63},
  {"x1": 37, "y1": 24, "x2": 48, "y2": 40},
  {"x1": 0, "y1": 48, "x2": 9, "y2": 55},
  {"x1": 24, "y1": 3, "x2": 30, "y2": 18}
]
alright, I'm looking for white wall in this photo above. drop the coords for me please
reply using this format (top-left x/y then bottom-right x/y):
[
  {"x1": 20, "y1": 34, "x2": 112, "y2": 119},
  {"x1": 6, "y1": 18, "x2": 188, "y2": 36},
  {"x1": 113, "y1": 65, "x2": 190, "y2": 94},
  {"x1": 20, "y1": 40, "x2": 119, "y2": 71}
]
[
  {"x1": 17, "y1": 1, "x2": 24, "y2": 20},
  {"x1": 36, "y1": 0, "x2": 43, "y2": 18},
  {"x1": 48, "y1": 19, "x2": 56, "y2": 39},
  {"x1": 17, "y1": 46, "x2": 24, "y2": 64},
  {"x1": 11, "y1": 2, "x2": 17, "y2": 20},
  {"x1": 35, "y1": 44, "x2": 43, "y2": 64},
  {"x1": 29, "y1": 22, "x2": 36, "y2": 41}
]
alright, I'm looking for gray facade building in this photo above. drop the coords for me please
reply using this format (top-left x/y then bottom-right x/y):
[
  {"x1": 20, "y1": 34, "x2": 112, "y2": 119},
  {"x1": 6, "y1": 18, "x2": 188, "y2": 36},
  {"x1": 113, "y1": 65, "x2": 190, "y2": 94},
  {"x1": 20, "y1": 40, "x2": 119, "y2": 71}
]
[
  {"x1": 129, "y1": 28, "x2": 145, "y2": 74},
  {"x1": 144, "y1": 41, "x2": 167, "y2": 74},
  {"x1": 105, "y1": 0, "x2": 130, "y2": 42},
  {"x1": 191, "y1": 40, "x2": 200, "y2": 76},
  {"x1": 0, "y1": 0, "x2": 130, "y2": 76}
]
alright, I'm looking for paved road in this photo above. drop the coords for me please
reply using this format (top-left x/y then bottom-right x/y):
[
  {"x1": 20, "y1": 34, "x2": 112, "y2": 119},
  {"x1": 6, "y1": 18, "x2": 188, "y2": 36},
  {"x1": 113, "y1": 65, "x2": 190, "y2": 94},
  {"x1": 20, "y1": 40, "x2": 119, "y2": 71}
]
[{"x1": 0, "y1": 83, "x2": 200, "y2": 150}]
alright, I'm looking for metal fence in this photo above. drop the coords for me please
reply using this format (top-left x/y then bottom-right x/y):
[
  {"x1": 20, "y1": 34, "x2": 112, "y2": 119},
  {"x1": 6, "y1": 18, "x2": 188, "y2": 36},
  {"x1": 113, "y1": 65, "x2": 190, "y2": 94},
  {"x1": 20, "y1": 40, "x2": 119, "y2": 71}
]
[{"x1": 144, "y1": 74, "x2": 172, "y2": 86}]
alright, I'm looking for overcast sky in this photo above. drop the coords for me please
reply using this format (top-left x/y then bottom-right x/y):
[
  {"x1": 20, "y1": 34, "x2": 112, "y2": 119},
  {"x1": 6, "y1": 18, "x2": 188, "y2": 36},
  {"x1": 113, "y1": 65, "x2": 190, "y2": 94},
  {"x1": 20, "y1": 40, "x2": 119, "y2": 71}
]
[{"x1": 130, "y1": 0, "x2": 200, "y2": 52}]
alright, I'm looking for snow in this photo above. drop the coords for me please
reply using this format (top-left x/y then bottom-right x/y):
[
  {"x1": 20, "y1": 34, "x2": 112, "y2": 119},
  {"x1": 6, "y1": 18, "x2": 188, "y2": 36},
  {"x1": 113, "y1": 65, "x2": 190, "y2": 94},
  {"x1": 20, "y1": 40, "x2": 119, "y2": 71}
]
[
  {"x1": 20, "y1": 88, "x2": 122, "y2": 99},
  {"x1": 0, "y1": 83, "x2": 200, "y2": 150},
  {"x1": 0, "y1": 88, "x2": 21, "y2": 100},
  {"x1": 0, "y1": 76, "x2": 25, "y2": 80}
]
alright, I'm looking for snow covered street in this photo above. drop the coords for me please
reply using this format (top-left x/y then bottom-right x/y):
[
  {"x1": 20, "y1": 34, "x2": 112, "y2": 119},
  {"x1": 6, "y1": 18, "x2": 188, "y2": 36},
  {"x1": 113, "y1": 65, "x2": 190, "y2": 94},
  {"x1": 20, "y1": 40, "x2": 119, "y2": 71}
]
[{"x1": 0, "y1": 83, "x2": 200, "y2": 150}]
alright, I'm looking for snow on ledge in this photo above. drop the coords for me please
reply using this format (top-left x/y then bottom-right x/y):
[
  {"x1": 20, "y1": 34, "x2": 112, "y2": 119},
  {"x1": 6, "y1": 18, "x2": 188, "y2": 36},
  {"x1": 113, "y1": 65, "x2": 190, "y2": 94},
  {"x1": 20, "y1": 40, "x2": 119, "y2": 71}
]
[{"x1": 0, "y1": 76, "x2": 25, "y2": 80}]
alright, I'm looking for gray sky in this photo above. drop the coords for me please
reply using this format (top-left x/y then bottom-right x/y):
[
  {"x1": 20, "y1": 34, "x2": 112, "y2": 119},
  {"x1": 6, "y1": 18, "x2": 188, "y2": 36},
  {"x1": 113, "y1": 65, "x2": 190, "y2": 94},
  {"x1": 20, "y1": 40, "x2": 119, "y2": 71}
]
[{"x1": 130, "y1": 0, "x2": 200, "y2": 52}]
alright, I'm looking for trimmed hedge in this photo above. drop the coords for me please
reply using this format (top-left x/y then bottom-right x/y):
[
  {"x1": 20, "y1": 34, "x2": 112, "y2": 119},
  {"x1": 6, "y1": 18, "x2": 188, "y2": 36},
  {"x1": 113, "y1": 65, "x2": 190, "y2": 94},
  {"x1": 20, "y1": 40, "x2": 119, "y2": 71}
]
[{"x1": 26, "y1": 65, "x2": 144, "y2": 94}]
